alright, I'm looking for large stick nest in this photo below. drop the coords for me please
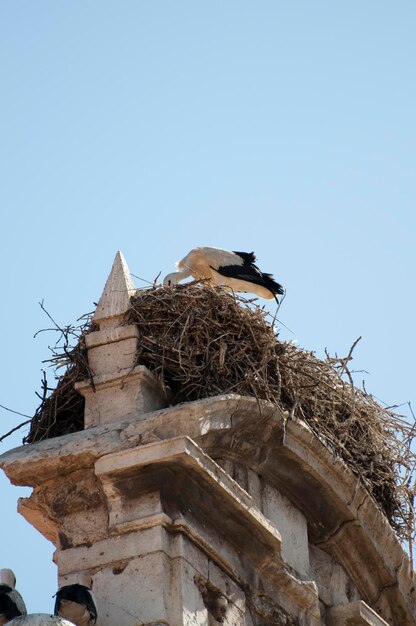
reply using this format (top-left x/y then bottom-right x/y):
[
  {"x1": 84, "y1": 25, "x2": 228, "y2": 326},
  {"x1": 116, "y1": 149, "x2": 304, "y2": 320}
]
[{"x1": 21, "y1": 283, "x2": 415, "y2": 551}]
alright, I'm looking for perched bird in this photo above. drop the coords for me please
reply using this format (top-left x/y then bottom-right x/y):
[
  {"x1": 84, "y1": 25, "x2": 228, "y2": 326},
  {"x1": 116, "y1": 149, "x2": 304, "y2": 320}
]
[
  {"x1": 54, "y1": 584, "x2": 97, "y2": 626},
  {"x1": 0, "y1": 569, "x2": 27, "y2": 625},
  {"x1": 6, "y1": 615, "x2": 74, "y2": 626},
  {"x1": 163, "y1": 247, "x2": 284, "y2": 302}
]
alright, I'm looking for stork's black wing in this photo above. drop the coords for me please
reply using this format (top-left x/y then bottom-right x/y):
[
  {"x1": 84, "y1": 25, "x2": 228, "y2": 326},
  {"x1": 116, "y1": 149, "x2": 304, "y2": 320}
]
[{"x1": 214, "y1": 262, "x2": 284, "y2": 295}]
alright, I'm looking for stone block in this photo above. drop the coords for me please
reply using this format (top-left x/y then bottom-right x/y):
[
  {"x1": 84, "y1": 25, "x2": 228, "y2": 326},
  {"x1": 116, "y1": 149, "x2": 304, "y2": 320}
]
[
  {"x1": 56, "y1": 526, "x2": 168, "y2": 575},
  {"x1": 168, "y1": 533, "x2": 209, "y2": 580},
  {"x1": 309, "y1": 544, "x2": 360, "y2": 608},
  {"x1": 261, "y1": 482, "x2": 309, "y2": 577},
  {"x1": 75, "y1": 365, "x2": 167, "y2": 427},
  {"x1": 246, "y1": 468, "x2": 262, "y2": 509},
  {"x1": 205, "y1": 559, "x2": 246, "y2": 616},
  {"x1": 170, "y1": 556, "x2": 208, "y2": 626},
  {"x1": 92, "y1": 552, "x2": 172, "y2": 626},
  {"x1": 86, "y1": 327, "x2": 139, "y2": 377}
]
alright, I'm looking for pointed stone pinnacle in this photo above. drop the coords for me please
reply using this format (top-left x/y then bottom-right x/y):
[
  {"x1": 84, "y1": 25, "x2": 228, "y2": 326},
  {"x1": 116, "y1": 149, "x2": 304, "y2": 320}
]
[{"x1": 93, "y1": 251, "x2": 136, "y2": 323}]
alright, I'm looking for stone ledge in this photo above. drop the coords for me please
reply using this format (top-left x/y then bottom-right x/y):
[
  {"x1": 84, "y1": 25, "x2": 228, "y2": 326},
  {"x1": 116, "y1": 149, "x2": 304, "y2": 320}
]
[
  {"x1": 96, "y1": 436, "x2": 259, "y2": 513},
  {"x1": 327, "y1": 600, "x2": 390, "y2": 625},
  {"x1": 0, "y1": 395, "x2": 265, "y2": 486},
  {"x1": 96, "y1": 436, "x2": 282, "y2": 566}
]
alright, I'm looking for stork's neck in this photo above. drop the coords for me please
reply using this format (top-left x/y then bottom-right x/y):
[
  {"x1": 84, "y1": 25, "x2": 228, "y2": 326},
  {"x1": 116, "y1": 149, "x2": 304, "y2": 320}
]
[{"x1": 163, "y1": 268, "x2": 191, "y2": 286}]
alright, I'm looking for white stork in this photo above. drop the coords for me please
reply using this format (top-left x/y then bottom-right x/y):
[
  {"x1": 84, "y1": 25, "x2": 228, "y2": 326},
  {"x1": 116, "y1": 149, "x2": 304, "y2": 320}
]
[
  {"x1": 0, "y1": 569, "x2": 27, "y2": 625},
  {"x1": 54, "y1": 583, "x2": 97, "y2": 626},
  {"x1": 163, "y1": 247, "x2": 284, "y2": 302}
]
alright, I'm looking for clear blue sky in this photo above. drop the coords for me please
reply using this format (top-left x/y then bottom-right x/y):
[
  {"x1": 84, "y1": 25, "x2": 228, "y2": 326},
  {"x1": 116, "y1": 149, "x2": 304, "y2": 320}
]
[{"x1": 1, "y1": 1, "x2": 415, "y2": 614}]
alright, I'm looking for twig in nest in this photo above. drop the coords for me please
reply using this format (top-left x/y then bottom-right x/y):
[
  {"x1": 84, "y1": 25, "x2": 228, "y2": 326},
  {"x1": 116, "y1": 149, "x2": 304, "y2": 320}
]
[
  {"x1": 0, "y1": 404, "x2": 31, "y2": 419},
  {"x1": 0, "y1": 419, "x2": 32, "y2": 443}
]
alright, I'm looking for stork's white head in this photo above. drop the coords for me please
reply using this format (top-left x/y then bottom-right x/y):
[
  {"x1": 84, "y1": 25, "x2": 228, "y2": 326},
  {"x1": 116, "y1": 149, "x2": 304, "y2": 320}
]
[
  {"x1": 1, "y1": 568, "x2": 16, "y2": 588},
  {"x1": 163, "y1": 272, "x2": 181, "y2": 286}
]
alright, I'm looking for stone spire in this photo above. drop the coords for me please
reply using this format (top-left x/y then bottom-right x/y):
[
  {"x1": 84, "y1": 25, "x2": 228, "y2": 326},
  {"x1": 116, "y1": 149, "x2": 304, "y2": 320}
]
[
  {"x1": 75, "y1": 251, "x2": 167, "y2": 428},
  {"x1": 92, "y1": 251, "x2": 136, "y2": 325}
]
